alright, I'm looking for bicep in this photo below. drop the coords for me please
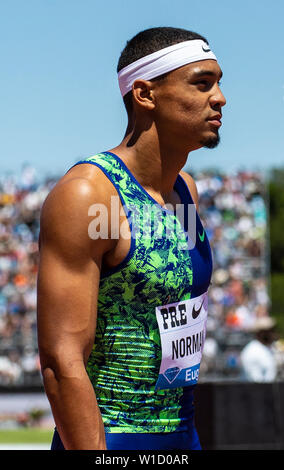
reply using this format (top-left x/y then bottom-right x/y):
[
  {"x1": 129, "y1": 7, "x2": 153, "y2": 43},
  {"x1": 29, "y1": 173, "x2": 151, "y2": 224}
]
[
  {"x1": 37, "y1": 244, "x2": 100, "y2": 370},
  {"x1": 36, "y1": 178, "x2": 108, "y2": 372}
]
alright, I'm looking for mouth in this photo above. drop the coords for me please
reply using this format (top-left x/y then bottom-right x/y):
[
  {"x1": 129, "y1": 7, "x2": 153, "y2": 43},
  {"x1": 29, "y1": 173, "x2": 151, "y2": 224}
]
[{"x1": 207, "y1": 114, "x2": 222, "y2": 128}]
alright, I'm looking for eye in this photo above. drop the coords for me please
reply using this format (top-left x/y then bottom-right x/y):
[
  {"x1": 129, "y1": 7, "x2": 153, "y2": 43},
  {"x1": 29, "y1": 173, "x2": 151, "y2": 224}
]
[
  {"x1": 194, "y1": 79, "x2": 222, "y2": 91},
  {"x1": 195, "y1": 80, "x2": 212, "y2": 91},
  {"x1": 196, "y1": 80, "x2": 209, "y2": 86}
]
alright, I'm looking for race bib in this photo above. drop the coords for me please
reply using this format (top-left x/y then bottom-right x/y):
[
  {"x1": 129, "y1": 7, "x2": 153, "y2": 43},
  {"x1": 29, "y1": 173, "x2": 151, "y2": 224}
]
[{"x1": 155, "y1": 291, "x2": 208, "y2": 391}]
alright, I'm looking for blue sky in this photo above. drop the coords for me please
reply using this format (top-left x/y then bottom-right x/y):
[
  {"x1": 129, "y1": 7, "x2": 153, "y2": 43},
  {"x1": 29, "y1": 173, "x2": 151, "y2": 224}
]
[{"x1": 1, "y1": 0, "x2": 284, "y2": 179}]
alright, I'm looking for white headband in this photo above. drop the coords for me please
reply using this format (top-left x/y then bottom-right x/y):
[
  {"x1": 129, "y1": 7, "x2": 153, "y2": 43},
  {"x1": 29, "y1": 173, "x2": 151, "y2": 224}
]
[{"x1": 118, "y1": 39, "x2": 217, "y2": 97}]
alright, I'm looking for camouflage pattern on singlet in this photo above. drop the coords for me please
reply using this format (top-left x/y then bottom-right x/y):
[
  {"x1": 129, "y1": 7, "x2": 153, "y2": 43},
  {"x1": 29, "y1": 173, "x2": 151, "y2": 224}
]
[{"x1": 70, "y1": 151, "x2": 212, "y2": 433}]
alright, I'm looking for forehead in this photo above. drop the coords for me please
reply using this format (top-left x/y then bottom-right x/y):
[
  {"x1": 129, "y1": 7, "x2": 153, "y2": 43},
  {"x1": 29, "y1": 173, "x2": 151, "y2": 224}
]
[{"x1": 169, "y1": 59, "x2": 223, "y2": 80}]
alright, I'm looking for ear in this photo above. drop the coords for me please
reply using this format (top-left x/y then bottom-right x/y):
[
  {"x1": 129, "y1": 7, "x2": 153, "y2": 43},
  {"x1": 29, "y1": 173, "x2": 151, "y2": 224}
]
[{"x1": 132, "y1": 79, "x2": 155, "y2": 110}]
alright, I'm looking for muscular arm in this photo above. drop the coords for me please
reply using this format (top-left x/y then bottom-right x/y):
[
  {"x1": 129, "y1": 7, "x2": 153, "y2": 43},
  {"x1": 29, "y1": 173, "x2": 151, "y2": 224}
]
[{"x1": 37, "y1": 174, "x2": 114, "y2": 450}]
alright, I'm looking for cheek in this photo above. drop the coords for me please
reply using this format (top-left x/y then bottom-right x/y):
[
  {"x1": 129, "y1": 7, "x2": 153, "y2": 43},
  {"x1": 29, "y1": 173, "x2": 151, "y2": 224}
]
[
  {"x1": 160, "y1": 91, "x2": 205, "y2": 122},
  {"x1": 170, "y1": 100, "x2": 206, "y2": 131},
  {"x1": 157, "y1": 101, "x2": 190, "y2": 126},
  {"x1": 177, "y1": 93, "x2": 205, "y2": 116},
  {"x1": 154, "y1": 85, "x2": 208, "y2": 133}
]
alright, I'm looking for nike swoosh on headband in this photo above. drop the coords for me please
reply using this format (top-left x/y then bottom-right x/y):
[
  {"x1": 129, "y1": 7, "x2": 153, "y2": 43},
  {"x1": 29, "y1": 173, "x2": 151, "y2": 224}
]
[{"x1": 202, "y1": 45, "x2": 211, "y2": 52}]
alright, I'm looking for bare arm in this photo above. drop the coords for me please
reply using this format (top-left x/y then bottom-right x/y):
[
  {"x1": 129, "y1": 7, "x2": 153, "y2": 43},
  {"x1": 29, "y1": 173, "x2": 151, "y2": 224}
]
[{"x1": 37, "y1": 174, "x2": 114, "y2": 450}]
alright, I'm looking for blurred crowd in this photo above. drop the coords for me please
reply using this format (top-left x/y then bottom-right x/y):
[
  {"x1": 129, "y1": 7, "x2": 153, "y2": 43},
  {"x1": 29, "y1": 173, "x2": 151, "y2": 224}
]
[
  {"x1": 0, "y1": 163, "x2": 283, "y2": 386},
  {"x1": 0, "y1": 165, "x2": 55, "y2": 386},
  {"x1": 196, "y1": 170, "x2": 284, "y2": 381}
]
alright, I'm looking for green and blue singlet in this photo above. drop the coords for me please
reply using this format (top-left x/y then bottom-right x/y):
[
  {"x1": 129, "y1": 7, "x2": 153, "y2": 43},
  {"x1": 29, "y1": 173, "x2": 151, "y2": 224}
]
[{"x1": 73, "y1": 151, "x2": 213, "y2": 435}]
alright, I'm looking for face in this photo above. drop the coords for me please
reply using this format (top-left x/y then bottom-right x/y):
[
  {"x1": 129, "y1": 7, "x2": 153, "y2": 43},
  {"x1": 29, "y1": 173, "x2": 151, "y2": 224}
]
[{"x1": 151, "y1": 59, "x2": 226, "y2": 151}]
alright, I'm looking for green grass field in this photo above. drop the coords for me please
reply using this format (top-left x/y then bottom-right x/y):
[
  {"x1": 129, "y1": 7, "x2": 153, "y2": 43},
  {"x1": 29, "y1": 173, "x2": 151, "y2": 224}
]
[{"x1": 0, "y1": 428, "x2": 53, "y2": 444}]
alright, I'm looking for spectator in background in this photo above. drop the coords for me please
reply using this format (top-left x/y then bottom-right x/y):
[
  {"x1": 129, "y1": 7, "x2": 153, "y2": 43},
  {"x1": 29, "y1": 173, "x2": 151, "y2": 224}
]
[{"x1": 240, "y1": 317, "x2": 278, "y2": 382}]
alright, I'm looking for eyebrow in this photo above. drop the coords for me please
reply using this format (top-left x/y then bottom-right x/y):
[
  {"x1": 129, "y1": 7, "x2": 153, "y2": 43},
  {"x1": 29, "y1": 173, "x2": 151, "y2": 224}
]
[{"x1": 192, "y1": 69, "x2": 223, "y2": 80}]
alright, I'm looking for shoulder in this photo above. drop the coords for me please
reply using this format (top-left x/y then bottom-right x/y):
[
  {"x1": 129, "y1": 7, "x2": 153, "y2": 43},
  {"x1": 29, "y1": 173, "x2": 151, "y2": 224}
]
[
  {"x1": 39, "y1": 162, "x2": 117, "y2": 255},
  {"x1": 179, "y1": 170, "x2": 199, "y2": 209},
  {"x1": 41, "y1": 160, "x2": 118, "y2": 218}
]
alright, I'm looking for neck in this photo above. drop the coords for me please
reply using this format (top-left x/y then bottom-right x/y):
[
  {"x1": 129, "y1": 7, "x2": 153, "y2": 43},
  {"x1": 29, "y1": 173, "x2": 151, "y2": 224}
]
[{"x1": 110, "y1": 121, "x2": 190, "y2": 198}]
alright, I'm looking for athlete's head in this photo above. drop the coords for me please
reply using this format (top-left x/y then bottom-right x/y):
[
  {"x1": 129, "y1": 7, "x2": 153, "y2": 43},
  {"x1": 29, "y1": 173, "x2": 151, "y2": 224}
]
[{"x1": 117, "y1": 27, "x2": 226, "y2": 150}]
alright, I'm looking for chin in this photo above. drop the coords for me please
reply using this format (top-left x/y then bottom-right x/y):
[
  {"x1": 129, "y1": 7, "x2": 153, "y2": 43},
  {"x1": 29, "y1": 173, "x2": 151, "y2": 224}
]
[{"x1": 200, "y1": 133, "x2": 220, "y2": 149}]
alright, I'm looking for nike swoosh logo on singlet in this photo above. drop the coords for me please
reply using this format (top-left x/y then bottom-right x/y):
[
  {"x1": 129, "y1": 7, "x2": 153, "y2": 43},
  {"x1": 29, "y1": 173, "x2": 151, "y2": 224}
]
[
  {"x1": 192, "y1": 299, "x2": 205, "y2": 319},
  {"x1": 198, "y1": 230, "x2": 205, "y2": 242}
]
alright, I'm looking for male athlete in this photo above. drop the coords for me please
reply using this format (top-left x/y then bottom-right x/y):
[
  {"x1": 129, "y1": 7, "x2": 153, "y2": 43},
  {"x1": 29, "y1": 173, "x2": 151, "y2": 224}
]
[{"x1": 37, "y1": 27, "x2": 226, "y2": 450}]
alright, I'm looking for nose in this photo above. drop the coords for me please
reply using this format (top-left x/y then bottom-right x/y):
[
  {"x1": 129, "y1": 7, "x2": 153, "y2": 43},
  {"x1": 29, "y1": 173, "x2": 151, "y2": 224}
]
[{"x1": 210, "y1": 85, "x2": 226, "y2": 109}]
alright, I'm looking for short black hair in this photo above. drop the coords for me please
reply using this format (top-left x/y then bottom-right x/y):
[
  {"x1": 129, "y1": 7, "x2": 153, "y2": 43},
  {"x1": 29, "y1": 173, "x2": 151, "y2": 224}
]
[{"x1": 117, "y1": 27, "x2": 209, "y2": 115}]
